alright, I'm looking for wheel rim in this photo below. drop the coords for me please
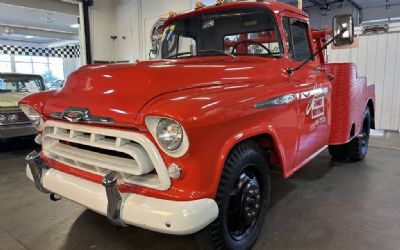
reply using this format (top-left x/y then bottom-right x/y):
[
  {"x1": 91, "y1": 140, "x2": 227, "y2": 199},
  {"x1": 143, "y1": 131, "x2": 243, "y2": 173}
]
[
  {"x1": 360, "y1": 115, "x2": 370, "y2": 154},
  {"x1": 226, "y1": 165, "x2": 262, "y2": 241}
]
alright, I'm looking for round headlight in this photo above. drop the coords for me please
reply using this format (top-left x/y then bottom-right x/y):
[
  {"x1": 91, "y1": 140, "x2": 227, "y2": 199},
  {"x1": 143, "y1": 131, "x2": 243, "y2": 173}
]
[
  {"x1": 0, "y1": 114, "x2": 6, "y2": 123},
  {"x1": 19, "y1": 104, "x2": 42, "y2": 128},
  {"x1": 156, "y1": 118, "x2": 184, "y2": 151},
  {"x1": 8, "y1": 114, "x2": 19, "y2": 123}
]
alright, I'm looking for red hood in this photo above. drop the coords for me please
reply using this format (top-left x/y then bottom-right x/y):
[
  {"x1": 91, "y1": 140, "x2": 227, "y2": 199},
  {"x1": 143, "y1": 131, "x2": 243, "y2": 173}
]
[{"x1": 42, "y1": 58, "x2": 280, "y2": 125}]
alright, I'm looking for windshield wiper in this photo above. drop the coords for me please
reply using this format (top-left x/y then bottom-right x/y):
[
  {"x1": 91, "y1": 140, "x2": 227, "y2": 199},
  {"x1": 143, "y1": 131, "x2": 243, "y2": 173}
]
[
  {"x1": 166, "y1": 50, "x2": 236, "y2": 59},
  {"x1": 198, "y1": 50, "x2": 236, "y2": 59}
]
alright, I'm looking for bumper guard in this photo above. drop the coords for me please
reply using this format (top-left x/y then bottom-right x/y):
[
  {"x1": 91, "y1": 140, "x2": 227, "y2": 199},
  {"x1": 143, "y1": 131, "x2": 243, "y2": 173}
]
[{"x1": 25, "y1": 151, "x2": 49, "y2": 193}]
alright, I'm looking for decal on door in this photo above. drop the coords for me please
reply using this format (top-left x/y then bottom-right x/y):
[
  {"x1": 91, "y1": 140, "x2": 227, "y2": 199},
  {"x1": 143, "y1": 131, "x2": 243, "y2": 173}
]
[
  {"x1": 306, "y1": 96, "x2": 324, "y2": 119},
  {"x1": 304, "y1": 86, "x2": 328, "y2": 131}
]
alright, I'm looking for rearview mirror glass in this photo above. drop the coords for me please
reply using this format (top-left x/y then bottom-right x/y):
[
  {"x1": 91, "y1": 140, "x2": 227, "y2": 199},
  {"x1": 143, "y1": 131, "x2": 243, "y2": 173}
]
[{"x1": 333, "y1": 14, "x2": 354, "y2": 46}]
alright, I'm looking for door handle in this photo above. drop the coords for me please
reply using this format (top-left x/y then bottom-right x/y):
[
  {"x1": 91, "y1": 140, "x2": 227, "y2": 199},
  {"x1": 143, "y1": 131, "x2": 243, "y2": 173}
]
[{"x1": 313, "y1": 66, "x2": 324, "y2": 72}]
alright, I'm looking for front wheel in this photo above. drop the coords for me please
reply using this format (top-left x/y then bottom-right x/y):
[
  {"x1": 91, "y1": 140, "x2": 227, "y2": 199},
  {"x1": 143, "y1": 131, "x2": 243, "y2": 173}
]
[{"x1": 196, "y1": 141, "x2": 270, "y2": 250}]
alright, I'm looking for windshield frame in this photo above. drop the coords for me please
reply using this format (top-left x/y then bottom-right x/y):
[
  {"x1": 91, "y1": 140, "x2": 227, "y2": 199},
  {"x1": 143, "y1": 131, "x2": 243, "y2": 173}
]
[{"x1": 161, "y1": 6, "x2": 284, "y2": 60}]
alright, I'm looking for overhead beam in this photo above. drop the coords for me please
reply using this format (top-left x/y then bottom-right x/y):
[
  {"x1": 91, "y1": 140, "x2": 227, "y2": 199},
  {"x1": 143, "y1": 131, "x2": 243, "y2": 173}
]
[
  {"x1": 308, "y1": 0, "x2": 329, "y2": 10},
  {"x1": 0, "y1": 0, "x2": 78, "y2": 16}
]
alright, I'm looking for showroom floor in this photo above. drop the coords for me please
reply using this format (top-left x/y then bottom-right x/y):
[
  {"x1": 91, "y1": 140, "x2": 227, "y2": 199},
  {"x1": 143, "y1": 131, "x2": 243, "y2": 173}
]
[{"x1": 1, "y1": 132, "x2": 399, "y2": 250}]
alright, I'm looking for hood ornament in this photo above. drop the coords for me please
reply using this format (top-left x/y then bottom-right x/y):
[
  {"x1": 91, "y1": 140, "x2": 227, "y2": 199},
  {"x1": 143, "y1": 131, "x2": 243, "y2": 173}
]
[{"x1": 51, "y1": 107, "x2": 115, "y2": 124}]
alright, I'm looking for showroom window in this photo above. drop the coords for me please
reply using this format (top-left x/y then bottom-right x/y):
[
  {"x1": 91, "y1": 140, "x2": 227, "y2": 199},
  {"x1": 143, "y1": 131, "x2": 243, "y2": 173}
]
[
  {"x1": 0, "y1": 54, "x2": 12, "y2": 73},
  {"x1": 3, "y1": 55, "x2": 64, "y2": 82}
]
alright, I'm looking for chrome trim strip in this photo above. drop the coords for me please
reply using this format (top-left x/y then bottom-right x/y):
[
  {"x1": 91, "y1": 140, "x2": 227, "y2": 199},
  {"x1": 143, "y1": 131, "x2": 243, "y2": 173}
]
[
  {"x1": 255, "y1": 94, "x2": 297, "y2": 109},
  {"x1": 255, "y1": 86, "x2": 329, "y2": 109}
]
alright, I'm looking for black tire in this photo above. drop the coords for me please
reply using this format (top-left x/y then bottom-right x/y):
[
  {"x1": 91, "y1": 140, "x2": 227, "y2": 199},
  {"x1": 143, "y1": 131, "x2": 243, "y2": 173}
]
[
  {"x1": 196, "y1": 141, "x2": 270, "y2": 250},
  {"x1": 346, "y1": 107, "x2": 371, "y2": 161},
  {"x1": 328, "y1": 107, "x2": 371, "y2": 161},
  {"x1": 328, "y1": 144, "x2": 347, "y2": 160}
]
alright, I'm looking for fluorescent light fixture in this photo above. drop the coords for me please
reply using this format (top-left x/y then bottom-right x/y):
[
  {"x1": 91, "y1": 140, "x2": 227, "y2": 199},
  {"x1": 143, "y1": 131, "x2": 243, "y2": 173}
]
[
  {"x1": 70, "y1": 23, "x2": 79, "y2": 28},
  {"x1": 25, "y1": 35, "x2": 34, "y2": 39}
]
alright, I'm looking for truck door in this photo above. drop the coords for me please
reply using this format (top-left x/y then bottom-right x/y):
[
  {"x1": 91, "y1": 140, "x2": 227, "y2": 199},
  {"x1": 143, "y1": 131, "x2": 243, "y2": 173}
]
[{"x1": 282, "y1": 16, "x2": 331, "y2": 167}]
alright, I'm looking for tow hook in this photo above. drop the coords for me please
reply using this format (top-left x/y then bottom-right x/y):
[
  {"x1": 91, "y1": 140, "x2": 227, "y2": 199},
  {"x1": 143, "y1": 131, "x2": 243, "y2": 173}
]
[
  {"x1": 102, "y1": 172, "x2": 126, "y2": 227},
  {"x1": 50, "y1": 193, "x2": 62, "y2": 201},
  {"x1": 25, "y1": 151, "x2": 49, "y2": 193}
]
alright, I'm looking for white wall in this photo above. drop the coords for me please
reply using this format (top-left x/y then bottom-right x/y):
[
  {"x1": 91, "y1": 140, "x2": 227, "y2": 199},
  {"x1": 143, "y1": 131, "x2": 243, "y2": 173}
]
[{"x1": 90, "y1": 0, "x2": 191, "y2": 62}]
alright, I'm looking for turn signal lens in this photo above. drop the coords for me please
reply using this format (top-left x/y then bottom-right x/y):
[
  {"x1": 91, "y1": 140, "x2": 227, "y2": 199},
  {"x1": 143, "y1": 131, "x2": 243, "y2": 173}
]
[{"x1": 168, "y1": 163, "x2": 182, "y2": 179}]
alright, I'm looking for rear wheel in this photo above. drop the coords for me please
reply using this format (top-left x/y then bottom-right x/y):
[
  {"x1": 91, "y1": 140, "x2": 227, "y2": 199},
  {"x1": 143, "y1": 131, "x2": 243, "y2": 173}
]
[
  {"x1": 196, "y1": 141, "x2": 270, "y2": 250},
  {"x1": 328, "y1": 107, "x2": 371, "y2": 161},
  {"x1": 328, "y1": 144, "x2": 346, "y2": 160},
  {"x1": 346, "y1": 107, "x2": 371, "y2": 161}
]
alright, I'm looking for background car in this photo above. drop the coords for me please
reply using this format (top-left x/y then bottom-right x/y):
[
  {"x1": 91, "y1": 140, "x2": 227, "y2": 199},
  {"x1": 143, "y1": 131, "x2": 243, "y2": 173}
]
[{"x1": 0, "y1": 73, "x2": 46, "y2": 142}]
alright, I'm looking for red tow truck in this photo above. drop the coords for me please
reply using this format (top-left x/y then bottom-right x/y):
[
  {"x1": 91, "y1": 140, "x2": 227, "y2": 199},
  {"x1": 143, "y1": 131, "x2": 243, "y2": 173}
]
[{"x1": 20, "y1": 1, "x2": 375, "y2": 249}]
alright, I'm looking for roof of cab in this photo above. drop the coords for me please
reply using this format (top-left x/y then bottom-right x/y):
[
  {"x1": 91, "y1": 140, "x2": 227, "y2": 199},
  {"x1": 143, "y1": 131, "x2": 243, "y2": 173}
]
[{"x1": 166, "y1": 1, "x2": 308, "y2": 25}]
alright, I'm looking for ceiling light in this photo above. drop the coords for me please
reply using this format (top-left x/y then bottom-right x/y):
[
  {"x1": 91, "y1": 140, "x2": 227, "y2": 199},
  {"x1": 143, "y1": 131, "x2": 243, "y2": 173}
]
[
  {"x1": 70, "y1": 23, "x2": 79, "y2": 28},
  {"x1": 25, "y1": 35, "x2": 34, "y2": 39}
]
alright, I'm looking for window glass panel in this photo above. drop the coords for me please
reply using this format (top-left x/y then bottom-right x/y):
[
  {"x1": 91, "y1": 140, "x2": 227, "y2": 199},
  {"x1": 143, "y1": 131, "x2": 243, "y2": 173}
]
[
  {"x1": 33, "y1": 63, "x2": 49, "y2": 76},
  {"x1": 224, "y1": 30, "x2": 280, "y2": 55},
  {"x1": 15, "y1": 55, "x2": 32, "y2": 62},
  {"x1": 282, "y1": 17, "x2": 294, "y2": 59},
  {"x1": 49, "y1": 57, "x2": 64, "y2": 80},
  {"x1": 15, "y1": 62, "x2": 33, "y2": 74},
  {"x1": 0, "y1": 61, "x2": 11, "y2": 72},
  {"x1": 178, "y1": 36, "x2": 197, "y2": 56},
  {"x1": 49, "y1": 63, "x2": 64, "y2": 80},
  {"x1": 0, "y1": 54, "x2": 11, "y2": 62},
  {"x1": 0, "y1": 76, "x2": 43, "y2": 93},
  {"x1": 49, "y1": 57, "x2": 63, "y2": 65},
  {"x1": 290, "y1": 20, "x2": 312, "y2": 61},
  {"x1": 32, "y1": 56, "x2": 48, "y2": 63},
  {"x1": 161, "y1": 8, "x2": 282, "y2": 59}
]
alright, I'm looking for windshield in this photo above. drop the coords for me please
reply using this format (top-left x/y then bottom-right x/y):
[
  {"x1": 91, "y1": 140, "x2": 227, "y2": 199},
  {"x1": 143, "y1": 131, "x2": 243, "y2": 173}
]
[
  {"x1": 161, "y1": 8, "x2": 282, "y2": 59},
  {"x1": 0, "y1": 75, "x2": 44, "y2": 94}
]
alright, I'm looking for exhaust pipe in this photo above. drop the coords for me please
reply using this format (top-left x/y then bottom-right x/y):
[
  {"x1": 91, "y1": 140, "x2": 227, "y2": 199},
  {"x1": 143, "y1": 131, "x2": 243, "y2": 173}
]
[{"x1": 25, "y1": 151, "x2": 49, "y2": 193}]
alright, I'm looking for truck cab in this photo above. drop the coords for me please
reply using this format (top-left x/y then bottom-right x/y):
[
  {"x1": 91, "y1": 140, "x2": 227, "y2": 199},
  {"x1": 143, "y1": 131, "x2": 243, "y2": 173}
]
[{"x1": 20, "y1": 1, "x2": 375, "y2": 249}]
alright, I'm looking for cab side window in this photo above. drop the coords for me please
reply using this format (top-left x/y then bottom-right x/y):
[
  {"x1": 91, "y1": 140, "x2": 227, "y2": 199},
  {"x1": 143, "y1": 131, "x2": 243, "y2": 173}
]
[{"x1": 282, "y1": 17, "x2": 312, "y2": 61}]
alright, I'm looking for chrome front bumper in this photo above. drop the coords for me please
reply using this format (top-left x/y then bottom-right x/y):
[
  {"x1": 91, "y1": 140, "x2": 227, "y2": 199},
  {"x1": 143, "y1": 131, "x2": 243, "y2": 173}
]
[{"x1": 26, "y1": 151, "x2": 219, "y2": 235}]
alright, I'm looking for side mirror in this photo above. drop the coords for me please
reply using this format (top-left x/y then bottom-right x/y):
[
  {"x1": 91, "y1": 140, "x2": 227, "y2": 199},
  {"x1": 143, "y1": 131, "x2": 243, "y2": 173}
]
[
  {"x1": 149, "y1": 42, "x2": 159, "y2": 59},
  {"x1": 333, "y1": 14, "x2": 354, "y2": 46}
]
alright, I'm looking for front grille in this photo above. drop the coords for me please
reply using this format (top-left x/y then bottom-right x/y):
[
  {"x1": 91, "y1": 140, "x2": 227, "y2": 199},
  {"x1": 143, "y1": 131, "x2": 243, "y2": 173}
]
[{"x1": 42, "y1": 120, "x2": 171, "y2": 190}]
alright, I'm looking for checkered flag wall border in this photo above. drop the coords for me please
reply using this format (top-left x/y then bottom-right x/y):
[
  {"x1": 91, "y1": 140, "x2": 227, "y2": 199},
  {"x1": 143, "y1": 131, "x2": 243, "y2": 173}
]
[{"x1": 0, "y1": 44, "x2": 80, "y2": 58}]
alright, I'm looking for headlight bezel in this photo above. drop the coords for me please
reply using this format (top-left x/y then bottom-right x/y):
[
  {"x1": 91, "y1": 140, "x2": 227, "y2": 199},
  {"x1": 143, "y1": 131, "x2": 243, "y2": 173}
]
[
  {"x1": 19, "y1": 104, "x2": 44, "y2": 131},
  {"x1": 145, "y1": 116, "x2": 189, "y2": 158}
]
